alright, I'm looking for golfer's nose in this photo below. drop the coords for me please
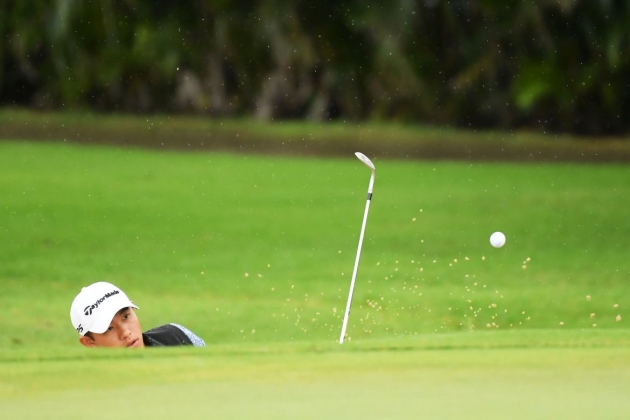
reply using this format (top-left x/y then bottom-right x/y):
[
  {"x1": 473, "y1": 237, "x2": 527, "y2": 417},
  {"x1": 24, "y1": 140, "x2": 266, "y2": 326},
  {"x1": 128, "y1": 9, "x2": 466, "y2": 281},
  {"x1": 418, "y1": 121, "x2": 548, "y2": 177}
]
[{"x1": 119, "y1": 325, "x2": 131, "y2": 340}]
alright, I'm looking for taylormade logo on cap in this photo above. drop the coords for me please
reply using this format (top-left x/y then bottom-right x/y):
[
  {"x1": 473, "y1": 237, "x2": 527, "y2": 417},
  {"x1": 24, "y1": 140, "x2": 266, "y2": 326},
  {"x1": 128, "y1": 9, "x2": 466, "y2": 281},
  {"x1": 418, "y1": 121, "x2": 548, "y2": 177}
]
[
  {"x1": 70, "y1": 282, "x2": 138, "y2": 336},
  {"x1": 83, "y1": 289, "x2": 120, "y2": 316}
]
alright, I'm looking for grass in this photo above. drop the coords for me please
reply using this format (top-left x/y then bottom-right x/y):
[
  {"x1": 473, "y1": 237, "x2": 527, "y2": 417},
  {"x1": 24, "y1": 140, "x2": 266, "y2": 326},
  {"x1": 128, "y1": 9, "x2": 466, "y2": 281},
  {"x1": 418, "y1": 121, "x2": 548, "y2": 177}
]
[
  {"x1": 3, "y1": 108, "x2": 630, "y2": 161},
  {"x1": 1, "y1": 121, "x2": 629, "y2": 418},
  {"x1": 1, "y1": 141, "x2": 628, "y2": 348},
  {"x1": 2, "y1": 332, "x2": 630, "y2": 419}
]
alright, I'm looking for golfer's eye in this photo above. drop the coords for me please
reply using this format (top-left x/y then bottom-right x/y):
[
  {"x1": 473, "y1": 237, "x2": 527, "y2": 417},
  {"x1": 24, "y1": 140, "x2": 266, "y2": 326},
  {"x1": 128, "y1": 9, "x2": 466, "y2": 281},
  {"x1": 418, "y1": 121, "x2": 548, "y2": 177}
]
[{"x1": 107, "y1": 326, "x2": 114, "y2": 332}]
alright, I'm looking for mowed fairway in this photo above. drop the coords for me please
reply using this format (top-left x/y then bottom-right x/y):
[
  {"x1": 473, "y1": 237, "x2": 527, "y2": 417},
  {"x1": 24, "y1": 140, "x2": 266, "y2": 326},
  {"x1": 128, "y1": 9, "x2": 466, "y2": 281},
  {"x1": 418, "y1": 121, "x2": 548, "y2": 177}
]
[{"x1": 1, "y1": 139, "x2": 629, "y2": 419}]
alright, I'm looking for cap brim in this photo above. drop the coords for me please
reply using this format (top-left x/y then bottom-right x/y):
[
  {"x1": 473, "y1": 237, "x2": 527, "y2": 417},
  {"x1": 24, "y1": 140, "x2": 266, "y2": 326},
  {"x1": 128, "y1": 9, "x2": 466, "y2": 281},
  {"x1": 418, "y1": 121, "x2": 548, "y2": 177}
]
[{"x1": 88, "y1": 299, "x2": 139, "y2": 334}]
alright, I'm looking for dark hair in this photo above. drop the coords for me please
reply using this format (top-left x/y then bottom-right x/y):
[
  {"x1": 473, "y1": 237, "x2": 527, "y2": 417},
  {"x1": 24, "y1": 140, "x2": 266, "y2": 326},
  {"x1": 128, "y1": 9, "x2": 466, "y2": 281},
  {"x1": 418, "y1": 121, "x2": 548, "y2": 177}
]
[{"x1": 85, "y1": 332, "x2": 94, "y2": 339}]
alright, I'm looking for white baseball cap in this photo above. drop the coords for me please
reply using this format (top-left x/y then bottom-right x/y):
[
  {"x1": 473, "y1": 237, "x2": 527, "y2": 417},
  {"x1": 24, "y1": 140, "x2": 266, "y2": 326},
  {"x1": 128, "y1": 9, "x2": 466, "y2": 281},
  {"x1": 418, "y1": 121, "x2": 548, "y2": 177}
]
[{"x1": 70, "y1": 282, "x2": 138, "y2": 336}]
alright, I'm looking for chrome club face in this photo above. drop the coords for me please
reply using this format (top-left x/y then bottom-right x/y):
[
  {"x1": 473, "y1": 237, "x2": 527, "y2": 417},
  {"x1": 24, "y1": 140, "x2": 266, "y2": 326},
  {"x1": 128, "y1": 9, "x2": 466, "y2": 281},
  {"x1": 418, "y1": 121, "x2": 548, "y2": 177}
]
[{"x1": 355, "y1": 152, "x2": 375, "y2": 172}]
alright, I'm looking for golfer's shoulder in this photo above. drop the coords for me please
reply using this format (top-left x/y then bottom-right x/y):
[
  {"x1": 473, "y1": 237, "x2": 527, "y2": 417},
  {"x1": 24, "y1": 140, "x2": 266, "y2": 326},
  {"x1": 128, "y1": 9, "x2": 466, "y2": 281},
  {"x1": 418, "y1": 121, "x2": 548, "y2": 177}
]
[
  {"x1": 143, "y1": 323, "x2": 206, "y2": 347},
  {"x1": 168, "y1": 323, "x2": 206, "y2": 347}
]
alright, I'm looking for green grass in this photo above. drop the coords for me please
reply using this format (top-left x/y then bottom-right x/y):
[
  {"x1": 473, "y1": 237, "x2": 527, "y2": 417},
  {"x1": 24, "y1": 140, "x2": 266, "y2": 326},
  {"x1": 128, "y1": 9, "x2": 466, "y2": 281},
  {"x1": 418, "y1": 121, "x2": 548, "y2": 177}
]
[
  {"x1": 1, "y1": 137, "x2": 629, "y2": 419},
  {"x1": 2, "y1": 332, "x2": 630, "y2": 419},
  {"x1": 1, "y1": 141, "x2": 628, "y2": 348}
]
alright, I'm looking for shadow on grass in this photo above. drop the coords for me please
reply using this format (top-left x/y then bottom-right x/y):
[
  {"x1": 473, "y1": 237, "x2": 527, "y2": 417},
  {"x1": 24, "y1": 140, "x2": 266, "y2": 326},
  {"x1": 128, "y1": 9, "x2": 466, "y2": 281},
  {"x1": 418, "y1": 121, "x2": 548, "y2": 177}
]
[{"x1": 2, "y1": 109, "x2": 630, "y2": 162}]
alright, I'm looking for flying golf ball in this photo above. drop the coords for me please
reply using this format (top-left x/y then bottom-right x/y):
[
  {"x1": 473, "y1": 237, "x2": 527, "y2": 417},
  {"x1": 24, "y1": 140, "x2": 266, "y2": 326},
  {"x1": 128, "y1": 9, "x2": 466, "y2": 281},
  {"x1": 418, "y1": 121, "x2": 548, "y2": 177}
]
[{"x1": 490, "y1": 232, "x2": 506, "y2": 248}]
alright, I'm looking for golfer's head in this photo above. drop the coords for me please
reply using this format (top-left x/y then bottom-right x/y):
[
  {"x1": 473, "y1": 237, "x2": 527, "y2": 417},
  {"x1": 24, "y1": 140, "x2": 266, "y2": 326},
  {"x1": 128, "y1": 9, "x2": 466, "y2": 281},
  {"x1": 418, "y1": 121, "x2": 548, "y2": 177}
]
[{"x1": 70, "y1": 281, "x2": 138, "y2": 337}]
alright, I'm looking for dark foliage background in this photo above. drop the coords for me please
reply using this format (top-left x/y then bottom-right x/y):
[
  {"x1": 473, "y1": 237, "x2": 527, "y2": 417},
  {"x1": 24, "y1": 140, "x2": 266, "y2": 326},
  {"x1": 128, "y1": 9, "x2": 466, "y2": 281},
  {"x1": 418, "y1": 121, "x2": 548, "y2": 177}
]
[{"x1": 2, "y1": 0, "x2": 629, "y2": 135}]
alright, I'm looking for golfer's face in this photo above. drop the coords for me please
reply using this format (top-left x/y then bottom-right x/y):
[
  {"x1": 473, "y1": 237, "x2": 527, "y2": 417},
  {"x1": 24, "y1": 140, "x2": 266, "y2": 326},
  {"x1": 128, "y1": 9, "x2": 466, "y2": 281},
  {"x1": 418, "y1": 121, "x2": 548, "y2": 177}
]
[{"x1": 90, "y1": 307, "x2": 144, "y2": 348}]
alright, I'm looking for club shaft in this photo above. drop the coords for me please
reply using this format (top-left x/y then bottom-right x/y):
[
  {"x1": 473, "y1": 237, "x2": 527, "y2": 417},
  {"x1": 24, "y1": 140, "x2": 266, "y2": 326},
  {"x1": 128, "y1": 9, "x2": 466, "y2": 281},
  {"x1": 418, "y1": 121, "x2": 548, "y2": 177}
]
[{"x1": 339, "y1": 183, "x2": 373, "y2": 344}]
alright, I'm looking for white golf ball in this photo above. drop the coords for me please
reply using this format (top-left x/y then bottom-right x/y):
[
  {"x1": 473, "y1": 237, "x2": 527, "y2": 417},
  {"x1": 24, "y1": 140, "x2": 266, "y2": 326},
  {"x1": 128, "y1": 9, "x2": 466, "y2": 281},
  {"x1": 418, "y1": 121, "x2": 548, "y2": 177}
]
[{"x1": 490, "y1": 232, "x2": 506, "y2": 248}]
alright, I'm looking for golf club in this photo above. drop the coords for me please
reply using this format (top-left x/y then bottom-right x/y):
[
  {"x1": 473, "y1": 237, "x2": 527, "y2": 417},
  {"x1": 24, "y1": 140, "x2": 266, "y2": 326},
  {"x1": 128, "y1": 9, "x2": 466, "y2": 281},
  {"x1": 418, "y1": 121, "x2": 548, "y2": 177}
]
[{"x1": 339, "y1": 152, "x2": 376, "y2": 344}]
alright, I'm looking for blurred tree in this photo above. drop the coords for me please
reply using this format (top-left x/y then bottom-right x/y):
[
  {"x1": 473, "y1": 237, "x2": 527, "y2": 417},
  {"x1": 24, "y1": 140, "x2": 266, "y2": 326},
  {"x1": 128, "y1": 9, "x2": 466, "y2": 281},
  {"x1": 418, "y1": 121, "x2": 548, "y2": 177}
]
[{"x1": 1, "y1": 0, "x2": 629, "y2": 135}]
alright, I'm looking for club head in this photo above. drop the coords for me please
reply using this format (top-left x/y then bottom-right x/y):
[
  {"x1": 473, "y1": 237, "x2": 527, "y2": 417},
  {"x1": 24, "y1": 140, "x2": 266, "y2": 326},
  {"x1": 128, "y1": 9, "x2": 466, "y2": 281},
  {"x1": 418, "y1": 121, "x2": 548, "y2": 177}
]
[{"x1": 355, "y1": 152, "x2": 376, "y2": 172}]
